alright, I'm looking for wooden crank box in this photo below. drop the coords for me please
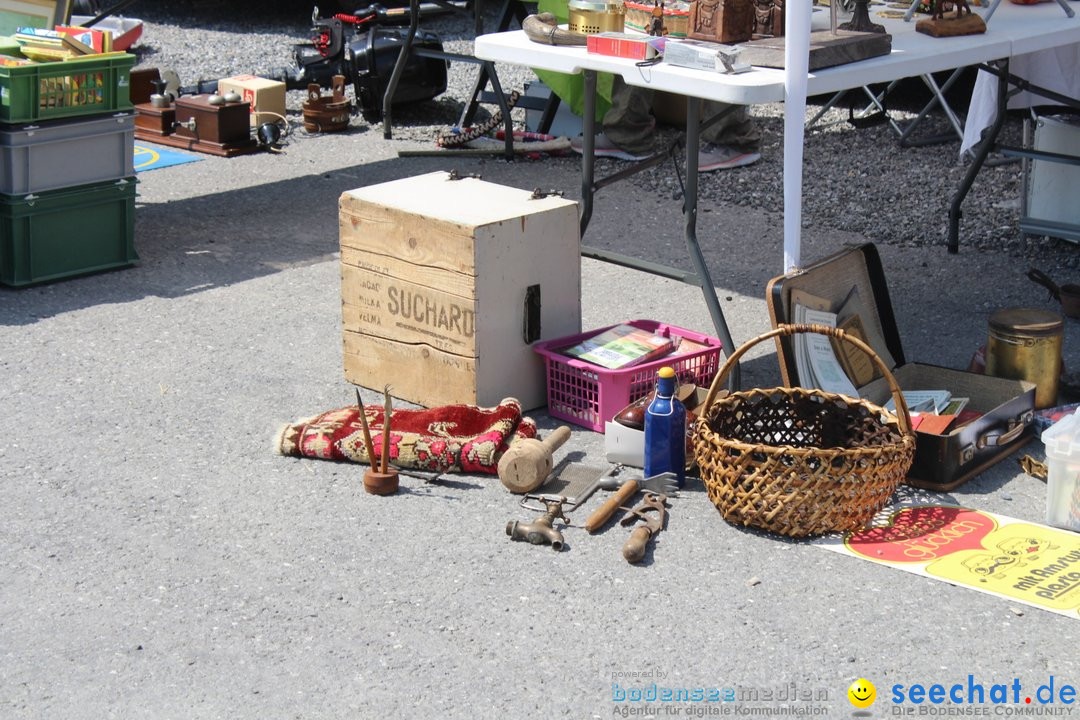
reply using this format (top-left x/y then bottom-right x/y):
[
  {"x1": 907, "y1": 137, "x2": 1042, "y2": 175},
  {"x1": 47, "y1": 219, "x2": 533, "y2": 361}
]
[
  {"x1": 766, "y1": 243, "x2": 1035, "y2": 491},
  {"x1": 339, "y1": 171, "x2": 582, "y2": 410}
]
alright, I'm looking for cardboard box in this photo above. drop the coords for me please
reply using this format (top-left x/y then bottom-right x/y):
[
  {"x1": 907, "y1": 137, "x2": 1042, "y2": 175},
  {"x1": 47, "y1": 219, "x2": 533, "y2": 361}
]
[
  {"x1": 604, "y1": 387, "x2": 710, "y2": 467},
  {"x1": 661, "y1": 39, "x2": 749, "y2": 74},
  {"x1": 339, "y1": 171, "x2": 582, "y2": 409},
  {"x1": 217, "y1": 74, "x2": 285, "y2": 127},
  {"x1": 605, "y1": 419, "x2": 646, "y2": 467}
]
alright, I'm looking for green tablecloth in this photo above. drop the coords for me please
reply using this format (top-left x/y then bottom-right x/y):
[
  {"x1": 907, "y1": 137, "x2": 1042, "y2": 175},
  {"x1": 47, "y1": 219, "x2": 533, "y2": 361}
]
[{"x1": 533, "y1": 0, "x2": 613, "y2": 123}]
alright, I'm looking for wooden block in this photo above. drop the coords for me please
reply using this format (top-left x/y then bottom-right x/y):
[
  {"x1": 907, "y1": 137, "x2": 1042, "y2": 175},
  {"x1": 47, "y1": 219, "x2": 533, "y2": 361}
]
[
  {"x1": 130, "y1": 68, "x2": 159, "y2": 105},
  {"x1": 915, "y1": 12, "x2": 986, "y2": 37},
  {"x1": 339, "y1": 171, "x2": 582, "y2": 409},
  {"x1": 751, "y1": 0, "x2": 784, "y2": 39},
  {"x1": 134, "y1": 102, "x2": 174, "y2": 137},
  {"x1": 174, "y1": 95, "x2": 252, "y2": 146},
  {"x1": 738, "y1": 29, "x2": 892, "y2": 70},
  {"x1": 140, "y1": 94, "x2": 259, "y2": 156},
  {"x1": 688, "y1": 0, "x2": 754, "y2": 44}
]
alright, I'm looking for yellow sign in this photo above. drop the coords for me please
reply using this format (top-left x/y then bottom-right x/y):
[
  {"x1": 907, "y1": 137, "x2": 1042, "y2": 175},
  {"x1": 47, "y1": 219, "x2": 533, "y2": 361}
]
[{"x1": 815, "y1": 505, "x2": 1080, "y2": 619}]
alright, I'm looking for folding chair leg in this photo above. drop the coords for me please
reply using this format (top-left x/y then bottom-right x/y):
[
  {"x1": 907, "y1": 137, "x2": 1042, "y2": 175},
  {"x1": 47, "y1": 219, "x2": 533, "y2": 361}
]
[
  {"x1": 922, "y1": 71, "x2": 966, "y2": 139},
  {"x1": 459, "y1": 65, "x2": 491, "y2": 128},
  {"x1": 852, "y1": 69, "x2": 968, "y2": 148},
  {"x1": 806, "y1": 89, "x2": 850, "y2": 130},
  {"x1": 859, "y1": 80, "x2": 904, "y2": 135},
  {"x1": 536, "y1": 92, "x2": 561, "y2": 135},
  {"x1": 896, "y1": 69, "x2": 967, "y2": 147},
  {"x1": 458, "y1": 0, "x2": 528, "y2": 129}
]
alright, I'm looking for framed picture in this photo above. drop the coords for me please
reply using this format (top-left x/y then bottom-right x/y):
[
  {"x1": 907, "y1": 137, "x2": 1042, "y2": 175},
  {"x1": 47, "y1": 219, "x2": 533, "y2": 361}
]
[{"x1": 0, "y1": 0, "x2": 72, "y2": 36}]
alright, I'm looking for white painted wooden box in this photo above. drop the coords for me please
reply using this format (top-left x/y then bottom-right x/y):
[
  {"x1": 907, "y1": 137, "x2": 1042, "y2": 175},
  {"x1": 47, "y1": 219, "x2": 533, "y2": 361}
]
[{"x1": 339, "y1": 171, "x2": 581, "y2": 409}]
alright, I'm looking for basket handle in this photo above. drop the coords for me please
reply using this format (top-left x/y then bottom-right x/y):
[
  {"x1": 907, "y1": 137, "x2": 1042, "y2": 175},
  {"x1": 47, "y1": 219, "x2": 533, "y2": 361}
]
[{"x1": 700, "y1": 323, "x2": 913, "y2": 436}]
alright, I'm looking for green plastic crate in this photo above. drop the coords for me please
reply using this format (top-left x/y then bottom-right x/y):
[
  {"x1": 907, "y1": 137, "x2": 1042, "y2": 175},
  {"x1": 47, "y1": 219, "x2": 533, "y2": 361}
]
[
  {"x1": 0, "y1": 53, "x2": 134, "y2": 123},
  {"x1": 1, "y1": 177, "x2": 138, "y2": 287}
]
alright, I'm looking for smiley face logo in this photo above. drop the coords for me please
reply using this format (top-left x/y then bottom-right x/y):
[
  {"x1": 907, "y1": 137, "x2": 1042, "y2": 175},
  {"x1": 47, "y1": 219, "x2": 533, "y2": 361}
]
[{"x1": 848, "y1": 679, "x2": 876, "y2": 708}]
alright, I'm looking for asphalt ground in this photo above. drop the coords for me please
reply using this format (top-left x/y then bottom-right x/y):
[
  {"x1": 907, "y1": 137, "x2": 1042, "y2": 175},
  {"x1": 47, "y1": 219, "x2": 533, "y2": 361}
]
[{"x1": 2, "y1": 6, "x2": 1080, "y2": 719}]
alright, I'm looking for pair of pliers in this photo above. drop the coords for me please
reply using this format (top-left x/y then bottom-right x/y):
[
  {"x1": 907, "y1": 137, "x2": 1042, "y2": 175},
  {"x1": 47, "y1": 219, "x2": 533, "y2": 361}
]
[{"x1": 620, "y1": 493, "x2": 669, "y2": 564}]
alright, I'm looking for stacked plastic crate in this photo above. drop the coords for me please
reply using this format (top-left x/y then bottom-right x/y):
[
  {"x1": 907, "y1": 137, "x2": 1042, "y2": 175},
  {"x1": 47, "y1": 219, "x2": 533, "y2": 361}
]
[{"x1": 0, "y1": 52, "x2": 137, "y2": 286}]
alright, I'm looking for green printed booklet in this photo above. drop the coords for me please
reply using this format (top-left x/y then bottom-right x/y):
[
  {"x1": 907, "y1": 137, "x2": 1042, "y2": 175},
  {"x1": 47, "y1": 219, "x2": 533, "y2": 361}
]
[{"x1": 560, "y1": 324, "x2": 676, "y2": 370}]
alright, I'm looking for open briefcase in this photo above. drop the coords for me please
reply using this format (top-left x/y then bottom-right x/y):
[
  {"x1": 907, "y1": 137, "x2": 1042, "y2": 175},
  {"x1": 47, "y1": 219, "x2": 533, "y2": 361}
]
[{"x1": 765, "y1": 243, "x2": 1035, "y2": 491}]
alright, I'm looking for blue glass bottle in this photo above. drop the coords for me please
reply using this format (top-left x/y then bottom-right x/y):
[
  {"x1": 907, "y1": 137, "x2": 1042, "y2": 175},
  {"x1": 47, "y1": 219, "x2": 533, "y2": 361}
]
[{"x1": 644, "y1": 366, "x2": 686, "y2": 487}]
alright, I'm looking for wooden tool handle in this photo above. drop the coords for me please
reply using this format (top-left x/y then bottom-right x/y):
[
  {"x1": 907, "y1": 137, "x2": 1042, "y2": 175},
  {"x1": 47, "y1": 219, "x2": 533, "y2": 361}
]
[
  {"x1": 585, "y1": 479, "x2": 637, "y2": 533},
  {"x1": 622, "y1": 526, "x2": 652, "y2": 564},
  {"x1": 541, "y1": 425, "x2": 572, "y2": 454}
]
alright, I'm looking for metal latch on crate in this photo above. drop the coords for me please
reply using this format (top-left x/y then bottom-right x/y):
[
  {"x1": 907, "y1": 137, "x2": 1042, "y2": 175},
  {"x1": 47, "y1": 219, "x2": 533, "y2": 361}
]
[{"x1": 522, "y1": 284, "x2": 541, "y2": 344}]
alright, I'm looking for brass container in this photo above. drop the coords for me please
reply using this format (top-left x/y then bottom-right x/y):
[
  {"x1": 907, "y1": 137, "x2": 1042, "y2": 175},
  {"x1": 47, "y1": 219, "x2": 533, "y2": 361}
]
[
  {"x1": 568, "y1": 0, "x2": 625, "y2": 33},
  {"x1": 986, "y1": 307, "x2": 1064, "y2": 409}
]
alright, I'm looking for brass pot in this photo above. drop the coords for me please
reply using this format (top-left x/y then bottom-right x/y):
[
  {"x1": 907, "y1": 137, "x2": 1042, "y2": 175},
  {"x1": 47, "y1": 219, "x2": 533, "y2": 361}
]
[
  {"x1": 986, "y1": 307, "x2": 1063, "y2": 410},
  {"x1": 568, "y1": 0, "x2": 625, "y2": 34}
]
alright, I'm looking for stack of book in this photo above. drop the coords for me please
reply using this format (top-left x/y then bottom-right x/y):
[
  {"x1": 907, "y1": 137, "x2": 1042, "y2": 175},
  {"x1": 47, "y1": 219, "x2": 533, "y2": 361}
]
[
  {"x1": 884, "y1": 391, "x2": 971, "y2": 434},
  {"x1": 13, "y1": 27, "x2": 95, "y2": 61},
  {"x1": 559, "y1": 323, "x2": 706, "y2": 370}
]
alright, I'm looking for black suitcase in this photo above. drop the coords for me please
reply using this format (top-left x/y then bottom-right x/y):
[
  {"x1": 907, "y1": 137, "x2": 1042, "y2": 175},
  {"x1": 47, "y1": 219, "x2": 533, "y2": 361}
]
[
  {"x1": 291, "y1": 24, "x2": 448, "y2": 123},
  {"x1": 765, "y1": 243, "x2": 1035, "y2": 491},
  {"x1": 349, "y1": 27, "x2": 448, "y2": 122}
]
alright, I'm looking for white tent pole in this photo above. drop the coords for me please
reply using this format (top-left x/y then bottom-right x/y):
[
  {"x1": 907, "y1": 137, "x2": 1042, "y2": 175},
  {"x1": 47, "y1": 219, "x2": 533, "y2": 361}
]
[{"x1": 783, "y1": 0, "x2": 813, "y2": 273}]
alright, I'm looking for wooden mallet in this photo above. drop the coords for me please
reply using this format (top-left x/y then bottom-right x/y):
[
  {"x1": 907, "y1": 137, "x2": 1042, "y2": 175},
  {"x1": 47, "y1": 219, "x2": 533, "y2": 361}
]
[{"x1": 498, "y1": 425, "x2": 572, "y2": 494}]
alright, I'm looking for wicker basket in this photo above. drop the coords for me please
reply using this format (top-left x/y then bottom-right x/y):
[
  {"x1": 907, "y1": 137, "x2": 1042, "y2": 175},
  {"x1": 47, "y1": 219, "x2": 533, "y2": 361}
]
[{"x1": 693, "y1": 324, "x2": 916, "y2": 537}]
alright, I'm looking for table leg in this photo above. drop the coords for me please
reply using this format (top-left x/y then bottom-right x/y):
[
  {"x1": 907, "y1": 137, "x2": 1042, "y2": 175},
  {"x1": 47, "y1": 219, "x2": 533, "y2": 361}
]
[
  {"x1": 948, "y1": 59, "x2": 1009, "y2": 253},
  {"x1": 579, "y1": 70, "x2": 597, "y2": 239},
  {"x1": 574, "y1": 75, "x2": 737, "y2": 382},
  {"x1": 382, "y1": 0, "x2": 422, "y2": 139},
  {"x1": 1052, "y1": 0, "x2": 1075, "y2": 18},
  {"x1": 684, "y1": 97, "x2": 740, "y2": 389}
]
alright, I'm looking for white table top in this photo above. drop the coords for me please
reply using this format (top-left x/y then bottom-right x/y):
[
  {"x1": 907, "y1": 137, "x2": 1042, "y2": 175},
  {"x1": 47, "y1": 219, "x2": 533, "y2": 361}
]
[{"x1": 474, "y1": 2, "x2": 1079, "y2": 105}]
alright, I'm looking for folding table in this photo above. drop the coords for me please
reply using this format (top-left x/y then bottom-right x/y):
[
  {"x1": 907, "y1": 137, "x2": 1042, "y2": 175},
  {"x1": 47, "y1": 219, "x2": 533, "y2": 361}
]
[{"x1": 474, "y1": 2, "x2": 1080, "y2": 385}]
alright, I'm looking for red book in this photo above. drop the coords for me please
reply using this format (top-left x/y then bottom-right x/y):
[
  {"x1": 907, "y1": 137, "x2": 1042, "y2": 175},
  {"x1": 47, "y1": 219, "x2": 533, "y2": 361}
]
[
  {"x1": 53, "y1": 25, "x2": 106, "y2": 53},
  {"x1": 915, "y1": 414, "x2": 957, "y2": 435},
  {"x1": 587, "y1": 32, "x2": 659, "y2": 61}
]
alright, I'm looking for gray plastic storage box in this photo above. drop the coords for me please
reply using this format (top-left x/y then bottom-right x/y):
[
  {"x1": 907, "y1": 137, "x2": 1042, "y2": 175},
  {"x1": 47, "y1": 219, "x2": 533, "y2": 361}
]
[{"x1": 0, "y1": 112, "x2": 135, "y2": 195}]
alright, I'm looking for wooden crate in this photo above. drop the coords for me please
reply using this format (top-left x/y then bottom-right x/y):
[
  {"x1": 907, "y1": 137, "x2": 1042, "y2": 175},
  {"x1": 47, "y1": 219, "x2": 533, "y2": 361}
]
[{"x1": 339, "y1": 171, "x2": 581, "y2": 409}]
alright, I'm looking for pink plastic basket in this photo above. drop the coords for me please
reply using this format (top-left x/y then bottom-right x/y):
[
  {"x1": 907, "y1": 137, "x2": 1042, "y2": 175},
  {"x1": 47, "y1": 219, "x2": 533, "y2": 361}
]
[{"x1": 533, "y1": 319, "x2": 724, "y2": 432}]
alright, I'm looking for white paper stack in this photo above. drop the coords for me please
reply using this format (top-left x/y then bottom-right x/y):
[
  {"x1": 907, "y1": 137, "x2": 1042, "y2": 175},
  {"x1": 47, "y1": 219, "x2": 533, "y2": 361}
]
[{"x1": 662, "y1": 39, "x2": 750, "y2": 74}]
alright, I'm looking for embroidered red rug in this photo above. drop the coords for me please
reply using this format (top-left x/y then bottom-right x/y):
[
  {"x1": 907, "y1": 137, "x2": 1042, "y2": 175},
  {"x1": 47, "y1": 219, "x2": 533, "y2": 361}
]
[{"x1": 277, "y1": 397, "x2": 537, "y2": 475}]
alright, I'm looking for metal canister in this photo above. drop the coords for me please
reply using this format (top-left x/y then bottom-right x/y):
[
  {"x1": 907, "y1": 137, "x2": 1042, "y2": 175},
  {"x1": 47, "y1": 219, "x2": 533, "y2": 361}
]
[
  {"x1": 986, "y1": 307, "x2": 1064, "y2": 409},
  {"x1": 568, "y1": 0, "x2": 625, "y2": 34}
]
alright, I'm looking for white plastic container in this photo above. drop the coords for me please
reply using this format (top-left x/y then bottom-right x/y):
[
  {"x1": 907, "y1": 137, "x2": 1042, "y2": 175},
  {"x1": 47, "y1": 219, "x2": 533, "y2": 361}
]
[{"x1": 1041, "y1": 411, "x2": 1080, "y2": 532}]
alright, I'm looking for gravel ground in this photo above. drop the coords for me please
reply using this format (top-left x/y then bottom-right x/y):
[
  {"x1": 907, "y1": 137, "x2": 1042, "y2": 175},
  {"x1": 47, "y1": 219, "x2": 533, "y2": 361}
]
[{"x1": 128, "y1": 0, "x2": 1078, "y2": 268}]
